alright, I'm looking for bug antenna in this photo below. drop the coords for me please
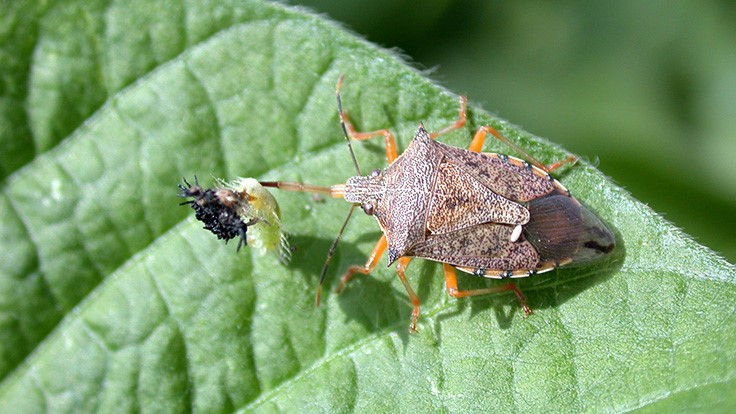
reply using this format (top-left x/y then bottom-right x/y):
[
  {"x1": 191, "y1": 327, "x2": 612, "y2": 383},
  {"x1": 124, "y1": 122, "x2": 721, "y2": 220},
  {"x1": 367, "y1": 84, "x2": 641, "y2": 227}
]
[
  {"x1": 315, "y1": 204, "x2": 356, "y2": 306},
  {"x1": 336, "y1": 74, "x2": 362, "y2": 176}
]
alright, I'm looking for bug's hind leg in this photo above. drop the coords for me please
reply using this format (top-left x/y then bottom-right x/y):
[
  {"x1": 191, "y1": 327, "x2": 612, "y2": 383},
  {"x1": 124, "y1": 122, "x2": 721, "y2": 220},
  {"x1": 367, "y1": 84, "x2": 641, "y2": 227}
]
[
  {"x1": 468, "y1": 125, "x2": 576, "y2": 171},
  {"x1": 335, "y1": 235, "x2": 387, "y2": 293},
  {"x1": 443, "y1": 264, "x2": 532, "y2": 315}
]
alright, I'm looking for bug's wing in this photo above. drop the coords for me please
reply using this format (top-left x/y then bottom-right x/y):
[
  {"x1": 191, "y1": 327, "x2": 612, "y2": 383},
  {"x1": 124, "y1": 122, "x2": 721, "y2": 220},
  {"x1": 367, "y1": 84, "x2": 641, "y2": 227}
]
[
  {"x1": 427, "y1": 159, "x2": 530, "y2": 235},
  {"x1": 409, "y1": 222, "x2": 540, "y2": 272},
  {"x1": 437, "y1": 142, "x2": 557, "y2": 202}
]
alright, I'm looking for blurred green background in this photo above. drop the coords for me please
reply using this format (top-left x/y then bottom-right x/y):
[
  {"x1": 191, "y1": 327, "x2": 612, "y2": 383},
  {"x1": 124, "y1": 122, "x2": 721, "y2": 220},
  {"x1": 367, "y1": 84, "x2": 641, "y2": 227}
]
[{"x1": 287, "y1": 0, "x2": 736, "y2": 263}]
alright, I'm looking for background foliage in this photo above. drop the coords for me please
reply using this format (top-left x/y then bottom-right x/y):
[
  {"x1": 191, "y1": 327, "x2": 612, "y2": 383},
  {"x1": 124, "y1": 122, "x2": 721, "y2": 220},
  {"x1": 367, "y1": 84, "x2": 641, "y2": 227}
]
[{"x1": 0, "y1": 1, "x2": 734, "y2": 413}]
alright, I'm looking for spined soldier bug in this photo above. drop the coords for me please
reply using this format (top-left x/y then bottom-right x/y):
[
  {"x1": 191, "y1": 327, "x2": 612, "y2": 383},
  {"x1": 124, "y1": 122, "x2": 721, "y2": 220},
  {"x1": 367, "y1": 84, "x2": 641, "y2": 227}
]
[{"x1": 186, "y1": 75, "x2": 616, "y2": 332}]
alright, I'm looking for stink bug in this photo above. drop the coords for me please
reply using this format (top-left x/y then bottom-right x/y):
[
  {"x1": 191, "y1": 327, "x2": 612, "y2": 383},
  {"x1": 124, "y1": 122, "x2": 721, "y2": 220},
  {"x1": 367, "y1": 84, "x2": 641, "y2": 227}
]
[{"x1": 194, "y1": 76, "x2": 616, "y2": 332}]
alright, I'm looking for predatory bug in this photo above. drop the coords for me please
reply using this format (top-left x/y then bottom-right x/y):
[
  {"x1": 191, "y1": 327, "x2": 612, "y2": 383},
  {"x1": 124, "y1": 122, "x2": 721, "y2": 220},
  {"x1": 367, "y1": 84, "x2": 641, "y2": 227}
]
[
  {"x1": 259, "y1": 75, "x2": 615, "y2": 332},
  {"x1": 179, "y1": 176, "x2": 291, "y2": 263}
]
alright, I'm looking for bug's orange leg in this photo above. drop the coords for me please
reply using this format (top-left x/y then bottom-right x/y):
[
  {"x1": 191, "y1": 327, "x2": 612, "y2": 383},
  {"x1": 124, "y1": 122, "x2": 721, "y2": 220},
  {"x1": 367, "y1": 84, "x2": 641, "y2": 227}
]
[
  {"x1": 340, "y1": 113, "x2": 399, "y2": 164},
  {"x1": 336, "y1": 238, "x2": 421, "y2": 332},
  {"x1": 429, "y1": 96, "x2": 467, "y2": 139},
  {"x1": 336, "y1": 75, "x2": 398, "y2": 164},
  {"x1": 396, "y1": 257, "x2": 421, "y2": 332},
  {"x1": 443, "y1": 264, "x2": 532, "y2": 315},
  {"x1": 336, "y1": 235, "x2": 387, "y2": 293},
  {"x1": 544, "y1": 156, "x2": 578, "y2": 172},
  {"x1": 469, "y1": 125, "x2": 576, "y2": 172}
]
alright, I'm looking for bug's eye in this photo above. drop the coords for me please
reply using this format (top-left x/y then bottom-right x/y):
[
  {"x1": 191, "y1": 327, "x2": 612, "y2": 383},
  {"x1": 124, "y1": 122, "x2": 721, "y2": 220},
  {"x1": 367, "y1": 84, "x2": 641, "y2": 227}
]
[
  {"x1": 361, "y1": 202, "x2": 375, "y2": 215},
  {"x1": 370, "y1": 169, "x2": 381, "y2": 178}
]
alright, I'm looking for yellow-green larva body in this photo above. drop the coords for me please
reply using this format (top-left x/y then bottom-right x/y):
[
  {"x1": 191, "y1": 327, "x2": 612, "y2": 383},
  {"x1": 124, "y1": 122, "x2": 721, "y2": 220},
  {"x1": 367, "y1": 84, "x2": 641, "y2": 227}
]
[{"x1": 224, "y1": 178, "x2": 290, "y2": 262}]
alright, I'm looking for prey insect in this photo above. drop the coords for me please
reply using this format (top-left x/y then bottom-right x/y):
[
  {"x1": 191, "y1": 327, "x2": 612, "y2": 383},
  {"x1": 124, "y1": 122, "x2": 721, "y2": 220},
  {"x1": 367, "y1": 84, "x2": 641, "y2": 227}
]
[{"x1": 179, "y1": 177, "x2": 290, "y2": 263}]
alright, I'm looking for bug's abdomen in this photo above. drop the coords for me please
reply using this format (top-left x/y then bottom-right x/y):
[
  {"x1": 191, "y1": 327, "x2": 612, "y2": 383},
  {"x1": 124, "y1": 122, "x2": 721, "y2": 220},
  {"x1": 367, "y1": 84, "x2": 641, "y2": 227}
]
[{"x1": 524, "y1": 192, "x2": 615, "y2": 264}]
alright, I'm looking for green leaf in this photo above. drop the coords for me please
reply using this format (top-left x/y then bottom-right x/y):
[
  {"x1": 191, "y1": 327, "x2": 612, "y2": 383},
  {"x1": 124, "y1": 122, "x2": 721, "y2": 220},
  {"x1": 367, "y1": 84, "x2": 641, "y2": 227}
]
[{"x1": 1, "y1": 1, "x2": 734, "y2": 413}]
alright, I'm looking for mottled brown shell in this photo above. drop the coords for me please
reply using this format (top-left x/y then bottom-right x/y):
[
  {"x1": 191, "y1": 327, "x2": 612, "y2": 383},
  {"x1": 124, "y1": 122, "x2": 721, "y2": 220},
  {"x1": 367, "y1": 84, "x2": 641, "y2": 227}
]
[{"x1": 344, "y1": 124, "x2": 615, "y2": 278}]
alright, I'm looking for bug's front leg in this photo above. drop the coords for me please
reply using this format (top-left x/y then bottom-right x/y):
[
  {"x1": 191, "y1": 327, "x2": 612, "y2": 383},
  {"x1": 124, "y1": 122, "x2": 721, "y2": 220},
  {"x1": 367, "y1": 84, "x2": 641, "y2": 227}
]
[
  {"x1": 339, "y1": 112, "x2": 399, "y2": 164},
  {"x1": 335, "y1": 235, "x2": 387, "y2": 293},
  {"x1": 336, "y1": 237, "x2": 421, "y2": 332},
  {"x1": 336, "y1": 76, "x2": 399, "y2": 164},
  {"x1": 396, "y1": 257, "x2": 421, "y2": 333},
  {"x1": 443, "y1": 264, "x2": 532, "y2": 316}
]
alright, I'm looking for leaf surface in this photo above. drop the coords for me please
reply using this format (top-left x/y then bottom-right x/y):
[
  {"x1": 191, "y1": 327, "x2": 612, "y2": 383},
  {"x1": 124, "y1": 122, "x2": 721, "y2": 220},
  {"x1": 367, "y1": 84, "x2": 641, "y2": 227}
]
[{"x1": 1, "y1": 1, "x2": 734, "y2": 413}]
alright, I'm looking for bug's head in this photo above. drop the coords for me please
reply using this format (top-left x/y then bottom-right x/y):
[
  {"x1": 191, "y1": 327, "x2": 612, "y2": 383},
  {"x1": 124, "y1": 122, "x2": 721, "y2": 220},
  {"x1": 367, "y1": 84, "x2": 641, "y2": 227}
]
[
  {"x1": 343, "y1": 168, "x2": 385, "y2": 216},
  {"x1": 524, "y1": 193, "x2": 616, "y2": 265}
]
